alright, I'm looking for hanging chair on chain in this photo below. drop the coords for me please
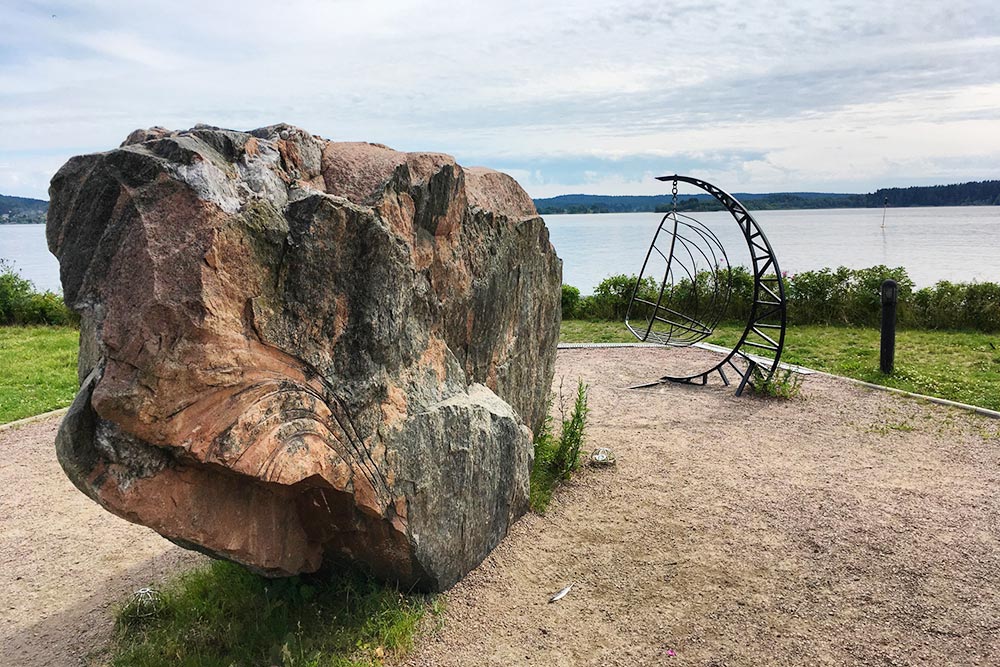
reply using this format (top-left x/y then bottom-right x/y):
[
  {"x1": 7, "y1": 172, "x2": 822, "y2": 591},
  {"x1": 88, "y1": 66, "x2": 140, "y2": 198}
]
[{"x1": 625, "y1": 175, "x2": 787, "y2": 395}]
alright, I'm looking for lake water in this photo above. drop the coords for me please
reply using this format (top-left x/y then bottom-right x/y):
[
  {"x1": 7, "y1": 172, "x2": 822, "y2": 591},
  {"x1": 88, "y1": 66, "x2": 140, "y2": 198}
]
[
  {"x1": 548, "y1": 206, "x2": 1000, "y2": 293},
  {"x1": 2, "y1": 206, "x2": 998, "y2": 294},
  {"x1": 1, "y1": 225, "x2": 62, "y2": 293}
]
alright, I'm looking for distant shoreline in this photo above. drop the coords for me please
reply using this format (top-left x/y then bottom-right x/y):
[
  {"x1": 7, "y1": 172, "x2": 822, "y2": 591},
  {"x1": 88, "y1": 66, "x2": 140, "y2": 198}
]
[
  {"x1": 533, "y1": 179, "x2": 1000, "y2": 215},
  {"x1": 539, "y1": 202, "x2": 1000, "y2": 215},
  {"x1": 4, "y1": 179, "x2": 999, "y2": 223},
  {"x1": 2, "y1": 201, "x2": 999, "y2": 224}
]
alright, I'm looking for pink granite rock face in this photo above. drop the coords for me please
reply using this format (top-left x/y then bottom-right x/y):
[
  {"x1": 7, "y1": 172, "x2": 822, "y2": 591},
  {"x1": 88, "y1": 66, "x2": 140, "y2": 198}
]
[{"x1": 47, "y1": 124, "x2": 561, "y2": 590}]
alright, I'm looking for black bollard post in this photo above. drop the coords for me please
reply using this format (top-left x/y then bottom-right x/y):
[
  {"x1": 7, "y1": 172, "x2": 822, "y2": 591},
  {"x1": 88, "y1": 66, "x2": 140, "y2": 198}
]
[{"x1": 880, "y1": 279, "x2": 898, "y2": 374}]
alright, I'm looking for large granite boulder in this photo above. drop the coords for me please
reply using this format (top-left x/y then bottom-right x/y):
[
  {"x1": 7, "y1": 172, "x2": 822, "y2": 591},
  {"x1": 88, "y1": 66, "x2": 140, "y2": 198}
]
[{"x1": 47, "y1": 124, "x2": 561, "y2": 591}]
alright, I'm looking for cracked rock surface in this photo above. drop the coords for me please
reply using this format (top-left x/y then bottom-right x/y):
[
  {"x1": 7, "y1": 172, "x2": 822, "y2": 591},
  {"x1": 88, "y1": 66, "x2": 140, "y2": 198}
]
[{"x1": 47, "y1": 124, "x2": 561, "y2": 591}]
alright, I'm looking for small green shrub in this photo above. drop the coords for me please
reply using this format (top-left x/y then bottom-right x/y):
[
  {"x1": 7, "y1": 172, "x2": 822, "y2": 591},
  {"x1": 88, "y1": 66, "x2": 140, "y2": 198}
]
[
  {"x1": 786, "y1": 267, "x2": 849, "y2": 324},
  {"x1": 561, "y1": 284, "x2": 581, "y2": 319},
  {"x1": 529, "y1": 412, "x2": 558, "y2": 512},
  {"x1": 19, "y1": 291, "x2": 75, "y2": 325},
  {"x1": 551, "y1": 380, "x2": 589, "y2": 480},
  {"x1": 0, "y1": 260, "x2": 33, "y2": 324},
  {"x1": 529, "y1": 380, "x2": 590, "y2": 512},
  {"x1": 0, "y1": 260, "x2": 76, "y2": 326},
  {"x1": 842, "y1": 265, "x2": 914, "y2": 327},
  {"x1": 963, "y1": 282, "x2": 1000, "y2": 331},
  {"x1": 575, "y1": 274, "x2": 659, "y2": 321},
  {"x1": 912, "y1": 280, "x2": 1000, "y2": 332}
]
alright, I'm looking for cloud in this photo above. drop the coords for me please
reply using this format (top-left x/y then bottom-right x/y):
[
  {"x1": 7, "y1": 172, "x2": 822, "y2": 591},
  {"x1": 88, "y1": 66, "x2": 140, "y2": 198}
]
[{"x1": 1, "y1": 0, "x2": 998, "y2": 198}]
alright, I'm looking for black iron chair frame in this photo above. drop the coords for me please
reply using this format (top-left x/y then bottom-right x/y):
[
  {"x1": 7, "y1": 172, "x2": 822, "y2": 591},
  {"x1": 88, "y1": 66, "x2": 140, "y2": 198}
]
[{"x1": 625, "y1": 175, "x2": 787, "y2": 395}]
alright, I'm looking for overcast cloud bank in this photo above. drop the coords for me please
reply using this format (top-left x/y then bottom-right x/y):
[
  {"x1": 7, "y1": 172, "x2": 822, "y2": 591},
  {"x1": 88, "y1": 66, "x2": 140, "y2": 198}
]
[{"x1": 2, "y1": 0, "x2": 998, "y2": 199}]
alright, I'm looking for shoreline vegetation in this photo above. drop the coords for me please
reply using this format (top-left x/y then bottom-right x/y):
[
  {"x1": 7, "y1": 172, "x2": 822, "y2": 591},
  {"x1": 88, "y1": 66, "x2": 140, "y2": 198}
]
[
  {"x1": 0, "y1": 262, "x2": 996, "y2": 422},
  {"x1": 558, "y1": 265, "x2": 999, "y2": 412},
  {"x1": 562, "y1": 266, "x2": 1000, "y2": 332},
  {"x1": 533, "y1": 179, "x2": 1000, "y2": 214}
]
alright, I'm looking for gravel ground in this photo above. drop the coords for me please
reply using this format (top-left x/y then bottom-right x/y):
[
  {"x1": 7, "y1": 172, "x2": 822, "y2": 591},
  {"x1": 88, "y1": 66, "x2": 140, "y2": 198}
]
[
  {"x1": 2, "y1": 347, "x2": 999, "y2": 666},
  {"x1": 401, "y1": 347, "x2": 1000, "y2": 667},
  {"x1": 0, "y1": 419, "x2": 203, "y2": 667}
]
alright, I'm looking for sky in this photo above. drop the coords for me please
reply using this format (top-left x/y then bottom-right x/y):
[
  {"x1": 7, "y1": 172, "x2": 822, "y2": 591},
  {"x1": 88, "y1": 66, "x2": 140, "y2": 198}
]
[{"x1": 2, "y1": 0, "x2": 999, "y2": 200}]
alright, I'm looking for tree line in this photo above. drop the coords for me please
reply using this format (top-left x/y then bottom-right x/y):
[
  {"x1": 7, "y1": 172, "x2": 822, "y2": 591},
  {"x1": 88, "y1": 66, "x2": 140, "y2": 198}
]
[
  {"x1": 3, "y1": 179, "x2": 999, "y2": 223},
  {"x1": 561, "y1": 265, "x2": 1000, "y2": 333},
  {"x1": 534, "y1": 179, "x2": 1000, "y2": 214}
]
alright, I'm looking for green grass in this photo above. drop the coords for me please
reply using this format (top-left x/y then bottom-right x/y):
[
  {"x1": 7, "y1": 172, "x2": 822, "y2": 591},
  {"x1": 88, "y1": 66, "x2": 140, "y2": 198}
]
[
  {"x1": 0, "y1": 325, "x2": 79, "y2": 424},
  {"x1": 3, "y1": 320, "x2": 995, "y2": 419},
  {"x1": 560, "y1": 319, "x2": 639, "y2": 344},
  {"x1": 561, "y1": 320, "x2": 1000, "y2": 411},
  {"x1": 109, "y1": 561, "x2": 433, "y2": 667}
]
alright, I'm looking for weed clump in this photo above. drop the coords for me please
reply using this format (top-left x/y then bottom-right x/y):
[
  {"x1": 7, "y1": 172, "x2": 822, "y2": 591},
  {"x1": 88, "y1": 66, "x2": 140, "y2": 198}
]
[
  {"x1": 748, "y1": 367, "x2": 803, "y2": 399},
  {"x1": 530, "y1": 380, "x2": 590, "y2": 512}
]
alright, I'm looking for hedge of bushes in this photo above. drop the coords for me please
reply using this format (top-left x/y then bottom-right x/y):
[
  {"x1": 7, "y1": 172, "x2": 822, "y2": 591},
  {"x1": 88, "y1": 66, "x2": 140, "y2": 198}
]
[
  {"x1": 563, "y1": 265, "x2": 1000, "y2": 333},
  {"x1": 0, "y1": 261, "x2": 76, "y2": 326},
  {"x1": 4, "y1": 258, "x2": 997, "y2": 333}
]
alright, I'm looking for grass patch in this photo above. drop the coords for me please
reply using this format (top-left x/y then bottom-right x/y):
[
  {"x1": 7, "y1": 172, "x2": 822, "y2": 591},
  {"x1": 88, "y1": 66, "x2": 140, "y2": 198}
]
[
  {"x1": 0, "y1": 325, "x2": 78, "y2": 424},
  {"x1": 3, "y1": 320, "x2": 994, "y2": 423},
  {"x1": 530, "y1": 380, "x2": 590, "y2": 512},
  {"x1": 747, "y1": 367, "x2": 803, "y2": 400},
  {"x1": 561, "y1": 320, "x2": 1000, "y2": 411},
  {"x1": 110, "y1": 560, "x2": 432, "y2": 667},
  {"x1": 560, "y1": 319, "x2": 636, "y2": 344},
  {"x1": 866, "y1": 420, "x2": 917, "y2": 435}
]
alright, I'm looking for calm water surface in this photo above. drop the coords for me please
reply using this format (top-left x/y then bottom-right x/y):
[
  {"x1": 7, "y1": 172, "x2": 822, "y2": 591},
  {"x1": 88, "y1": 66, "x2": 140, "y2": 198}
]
[
  {"x1": 2, "y1": 206, "x2": 998, "y2": 294},
  {"x1": 1, "y1": 225, "x2": 61, "y2": 292},
  {"x1": 548, "y1": 206, "x2": 1000, "y2": 293}
]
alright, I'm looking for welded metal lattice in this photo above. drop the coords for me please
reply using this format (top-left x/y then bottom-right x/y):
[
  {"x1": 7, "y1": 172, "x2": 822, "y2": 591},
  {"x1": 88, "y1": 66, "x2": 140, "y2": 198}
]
[{"x1": 625, "y1": 175, "x2": 787, "y2": 395}]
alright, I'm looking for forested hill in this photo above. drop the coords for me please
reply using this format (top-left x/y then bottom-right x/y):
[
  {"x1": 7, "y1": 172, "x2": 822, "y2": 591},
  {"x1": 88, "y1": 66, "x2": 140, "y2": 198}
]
[
  {"x1": 4, "y1": 179, "x2": 999, "y2": 222},
  {"x1": 533, "y1": 179, "x2": 1000, "y2": 214},
  {"x1": 0, "y1": 194, "x2": 47, "y2": 224}
]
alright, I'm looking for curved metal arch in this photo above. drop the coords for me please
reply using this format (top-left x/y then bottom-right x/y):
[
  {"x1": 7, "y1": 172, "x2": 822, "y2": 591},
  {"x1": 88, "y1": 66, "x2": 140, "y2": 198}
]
[{"x1": 625, "y1": 174, "x2": 787, "y2": 395}]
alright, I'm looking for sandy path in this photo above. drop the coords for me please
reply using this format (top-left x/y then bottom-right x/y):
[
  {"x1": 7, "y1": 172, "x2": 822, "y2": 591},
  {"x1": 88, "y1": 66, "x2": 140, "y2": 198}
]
[
  {"x1": 403, "y1": 347, "x2": 1000, "y2": 667},
  {"x1": 2, "y1": 348, "x2": 999, "y2": 666},
  {"x1": 0, "y1": 419, "x2": 204, "y2": 667}
]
